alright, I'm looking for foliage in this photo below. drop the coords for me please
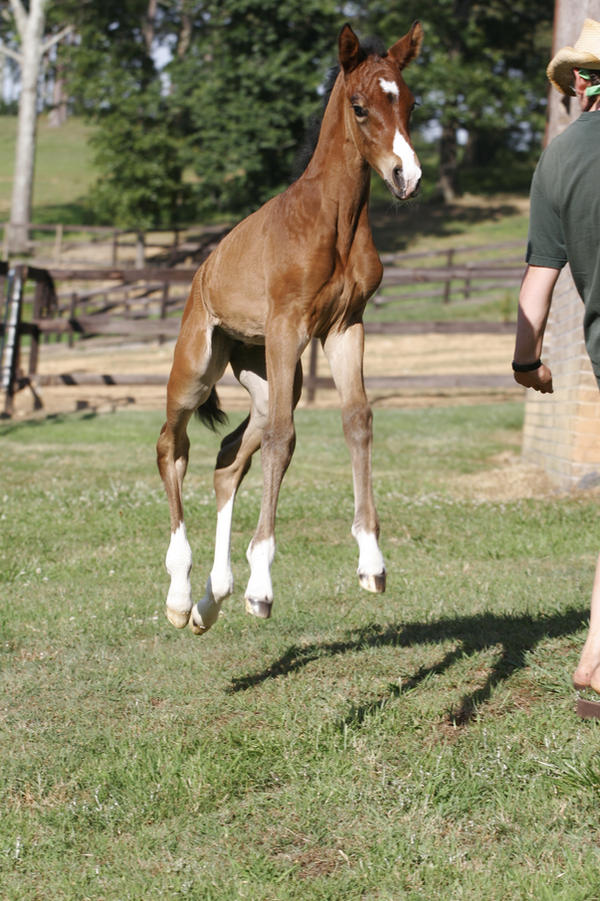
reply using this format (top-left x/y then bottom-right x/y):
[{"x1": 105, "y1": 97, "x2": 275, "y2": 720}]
[
  {"x1": 1, "y1": 404, "x2": 599, "y2": 898},
  {"x1": 1, "y1": 1, "x2": 558, "y2": 222},
  {"x1": 168, "y1": 0, "x2": 340, "y2": 216},
  {"x1": 60, "y1": 0, "x2": 189, "y2": 228},
  {"x1": 356, "y1": 0, "x2": 554, "y2": 198}
]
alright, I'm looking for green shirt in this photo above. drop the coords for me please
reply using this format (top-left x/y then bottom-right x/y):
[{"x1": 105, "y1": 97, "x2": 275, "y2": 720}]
[{"x1": 527, "y1": 111, "x2": 600, "y2": 378}]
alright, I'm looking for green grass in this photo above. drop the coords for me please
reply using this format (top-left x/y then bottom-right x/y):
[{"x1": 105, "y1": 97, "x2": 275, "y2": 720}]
[
  {"x1": 1, "y1": 403, "x2": 600, "y2": 899},
  {"x1": 0, "y1": 115, "x2": 96, "y2": 223}
]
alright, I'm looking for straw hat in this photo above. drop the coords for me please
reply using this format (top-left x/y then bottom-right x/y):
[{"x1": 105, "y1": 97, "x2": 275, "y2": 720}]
[{"x1": 547, "y1": 18, "x2": 600, "y2": 95}]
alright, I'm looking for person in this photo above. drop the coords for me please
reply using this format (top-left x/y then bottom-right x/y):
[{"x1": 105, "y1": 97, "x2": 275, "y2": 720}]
[{"x1": 512, "y1": 18, "x2": 600, "y2": 694}]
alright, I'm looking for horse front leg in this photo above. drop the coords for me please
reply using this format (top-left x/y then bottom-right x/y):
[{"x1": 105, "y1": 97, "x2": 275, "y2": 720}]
[
  {"x1": 323, "y1": 324, "x2": 386, "y2": 593},
  {"x1": 245, "y1": 336, "x2": 303, "y2": 619}
]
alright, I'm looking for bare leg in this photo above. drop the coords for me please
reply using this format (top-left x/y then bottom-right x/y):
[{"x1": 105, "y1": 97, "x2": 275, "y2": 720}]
[
  {"x1": 573, "y1": 550, "x2": 600, "y2": 691},
  {"x1": 323, "y1": 323, "x2": 385, "y2": 593},
  {"x1": 244, "y1": 335, "x2": 304, "y2": 618}
]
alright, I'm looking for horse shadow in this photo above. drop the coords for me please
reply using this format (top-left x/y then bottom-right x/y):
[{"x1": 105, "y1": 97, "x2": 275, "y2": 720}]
[{"x1": 228, "y1": 606, "x2": 588, "y2": 726}]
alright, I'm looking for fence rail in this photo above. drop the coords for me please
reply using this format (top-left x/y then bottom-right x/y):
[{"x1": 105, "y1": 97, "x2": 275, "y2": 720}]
[
  {"x1": 1, "y1": 222, "x2": 230, "y2": 268},
  {"x1": 0, "y1": 243, "x2": 523, "y2": 416}
]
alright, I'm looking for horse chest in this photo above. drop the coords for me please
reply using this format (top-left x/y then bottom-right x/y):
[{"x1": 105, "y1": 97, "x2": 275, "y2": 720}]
[{"x1": 309, "y1": 249, "x2": 382, "y2": 335}]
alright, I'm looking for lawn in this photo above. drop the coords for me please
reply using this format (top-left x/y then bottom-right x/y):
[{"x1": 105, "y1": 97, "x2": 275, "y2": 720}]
[
  {"x1": 0, "y1": 115, "x2": 96, "y2": 224},
  {"x1": 1, "y1": 403, "x2": 599, "y2": 899}
]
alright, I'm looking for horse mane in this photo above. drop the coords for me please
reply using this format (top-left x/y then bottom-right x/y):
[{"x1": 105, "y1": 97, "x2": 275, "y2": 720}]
[{"x1": 292, "y1": 35, "x2": 388, "y2": 179}]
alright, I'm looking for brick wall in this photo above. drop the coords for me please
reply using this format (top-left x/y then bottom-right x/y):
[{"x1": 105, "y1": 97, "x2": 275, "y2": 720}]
[{"x1": 522, "y1": 268, "x2": 600, "y2": 488}]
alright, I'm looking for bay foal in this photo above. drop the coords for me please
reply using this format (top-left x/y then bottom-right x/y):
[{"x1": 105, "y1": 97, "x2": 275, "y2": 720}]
[{"x1": 157, "y1": 22, "x2": 423, "y2": 634}]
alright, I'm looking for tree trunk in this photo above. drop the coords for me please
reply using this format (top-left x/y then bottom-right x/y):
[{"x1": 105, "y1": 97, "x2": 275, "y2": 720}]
[
  {"x1": 438, "y1": 119, "x2": 459, "y2": 204},
  {"x1": 8, "y1": 0, "x2": 48, "y2": 254}
]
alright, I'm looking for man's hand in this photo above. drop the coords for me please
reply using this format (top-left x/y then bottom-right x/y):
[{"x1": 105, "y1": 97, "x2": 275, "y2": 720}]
[{"x1": 513, "y1": 362, "x2": 553, "y2": 393}]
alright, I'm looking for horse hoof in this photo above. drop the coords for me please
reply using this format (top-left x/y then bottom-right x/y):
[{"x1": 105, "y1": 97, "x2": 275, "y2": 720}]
[
  {"x1": 245, "y1": 597, "x2": 272, "y2": 619},
  {"x1": 165, "y1": 606, "x2": 191, "y2": 629},
  {"x1": 189, "y1": 616, "x2": 209, "y2": 635},
  {"x1": 358, "y1": 571, "x2": 386, "y2": 593}
]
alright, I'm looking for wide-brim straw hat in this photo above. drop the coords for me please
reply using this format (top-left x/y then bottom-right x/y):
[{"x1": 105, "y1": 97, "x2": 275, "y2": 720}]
[{"x1": 547, "y1": 18, "x2": 600, "y2": 95}]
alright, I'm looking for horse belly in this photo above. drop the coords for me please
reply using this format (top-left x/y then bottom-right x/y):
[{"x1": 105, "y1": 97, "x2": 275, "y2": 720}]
[{"x1": 200, "y1": 238, "x2": 269, "y2": 343}]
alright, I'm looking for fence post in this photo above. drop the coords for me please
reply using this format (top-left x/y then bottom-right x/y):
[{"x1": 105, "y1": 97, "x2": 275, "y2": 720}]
[
  {"x1": 159, "y1": 281, "x2": 169, "y2": 345},
  {"x1": 69, "y1": 291, "x2": 78, "y2": 348},
  {"x1": 135, "y1": 232, "x2": 145, "y2": 269},
  {"x1": 0, "y1": 265, "x2": 24, "y2": 417},
  {"x1": 53, "y1": 223, "x2": 63, "y2": 263},
  {"x1": 443, "y1": 249, "x2": 454, "y2": 303},
  {"x1": 28, "y1": 279, "x2": 45, "y2": 380},
  {"x1": 464, "y1": 261, "x2": 472, "y2": 300}
]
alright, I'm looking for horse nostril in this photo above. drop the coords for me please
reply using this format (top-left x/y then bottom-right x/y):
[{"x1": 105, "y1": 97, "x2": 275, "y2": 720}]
[{"x1": 392, "y1": 166, "x2": 405, "y2": 193}]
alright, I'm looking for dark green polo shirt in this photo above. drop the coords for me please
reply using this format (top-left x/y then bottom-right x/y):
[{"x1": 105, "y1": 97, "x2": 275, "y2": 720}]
[{"x1": 527, "y1": 111, "x2": 600, "y2": 380}]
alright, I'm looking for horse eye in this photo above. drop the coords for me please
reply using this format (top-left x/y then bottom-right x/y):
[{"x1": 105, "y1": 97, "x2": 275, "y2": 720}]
[{"x1": 352, "y1": 104, "x2": 367, "y2": 119}]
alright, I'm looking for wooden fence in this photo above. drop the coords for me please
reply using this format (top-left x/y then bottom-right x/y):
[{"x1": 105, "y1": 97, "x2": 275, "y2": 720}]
[
  {"x1": 0, "y1": 222, "x2": 230, "y2": 268},
  {"x1": 0, "y1": 244, "x2": 522, "y2": 416}
]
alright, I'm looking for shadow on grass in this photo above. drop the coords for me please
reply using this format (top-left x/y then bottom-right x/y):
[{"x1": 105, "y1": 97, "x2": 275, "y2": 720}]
[
  {"x1": 370, "y1": 196, "x2": 525, "y2": 254},
  {"x1": 229, "y1": 606, "x2": 588, "y2": 726}
]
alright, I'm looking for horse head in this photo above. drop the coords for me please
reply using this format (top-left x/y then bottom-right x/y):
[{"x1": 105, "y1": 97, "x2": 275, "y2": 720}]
[{"x1": 339, "y1": 21, "x2": 423, "y2": 201}]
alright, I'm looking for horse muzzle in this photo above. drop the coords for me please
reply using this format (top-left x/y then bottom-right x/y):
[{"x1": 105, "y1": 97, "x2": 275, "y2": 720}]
[{"x1": 386, "y1": 166, "x2": 421, "y2": 200}]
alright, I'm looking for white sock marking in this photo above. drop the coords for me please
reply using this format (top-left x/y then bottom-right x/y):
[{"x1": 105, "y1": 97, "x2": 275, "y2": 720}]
[
  {"x1": 354, "y1": 529, "x2": 385, "y2": 578},
  {"x1": 246, "y1": 537, "x2": 275, "y2": 603},
  {"x1": 165, "y1": 522, "x2": 193, "y2": 614},
  {"x1": 210, "y1": 495, "x2": 235, "y2": 602}
]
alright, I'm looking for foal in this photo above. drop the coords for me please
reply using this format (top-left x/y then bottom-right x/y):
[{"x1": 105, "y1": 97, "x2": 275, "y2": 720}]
[{"x1": 157, "y1": 22, "x2": 423, "y2": 634}]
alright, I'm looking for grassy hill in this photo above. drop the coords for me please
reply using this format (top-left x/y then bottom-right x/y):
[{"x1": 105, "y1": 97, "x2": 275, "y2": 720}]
[{"x1": 0, "y1": 115, "x2": 97, "y2": 224}]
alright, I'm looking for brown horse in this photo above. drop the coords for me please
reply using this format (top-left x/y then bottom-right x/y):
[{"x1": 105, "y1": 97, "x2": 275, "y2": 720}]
[{"x1": 157, "y1": 21, "x2": 423, "y2": 634}]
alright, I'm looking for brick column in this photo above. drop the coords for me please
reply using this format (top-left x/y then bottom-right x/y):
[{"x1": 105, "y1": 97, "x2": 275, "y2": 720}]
[{"x1": 522, "y1": 0, "x2": 600, "y2": 489}]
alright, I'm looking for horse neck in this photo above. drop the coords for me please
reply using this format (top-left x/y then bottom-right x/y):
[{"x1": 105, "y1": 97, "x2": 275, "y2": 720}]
[{"x1": 301, "y1": 73, "x2": 372, "y2": 245}]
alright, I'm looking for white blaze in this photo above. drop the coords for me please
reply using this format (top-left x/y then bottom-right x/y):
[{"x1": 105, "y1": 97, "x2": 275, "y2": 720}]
[{"x1": 392, "y1": 129, "x2": 422, "y2": 192}]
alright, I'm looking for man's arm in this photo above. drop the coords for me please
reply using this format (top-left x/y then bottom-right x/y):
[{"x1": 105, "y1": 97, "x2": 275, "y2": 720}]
[{"x1": 512, "y1": 264, "x2": 560, "y2": 393}]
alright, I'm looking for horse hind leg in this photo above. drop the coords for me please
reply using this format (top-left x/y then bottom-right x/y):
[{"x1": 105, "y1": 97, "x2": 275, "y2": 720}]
[
  {"x1": 157, "y1": 408, "x2": 195, "y2": 628},
  {"x1": 157, "y1": 319, "x2": 232, "y2": 630}
]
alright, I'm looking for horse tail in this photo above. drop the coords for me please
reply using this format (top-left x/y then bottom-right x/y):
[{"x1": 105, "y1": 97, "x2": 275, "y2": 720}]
[{"x1": 195, "y1": 386, "x2": 228, "y2": 431}]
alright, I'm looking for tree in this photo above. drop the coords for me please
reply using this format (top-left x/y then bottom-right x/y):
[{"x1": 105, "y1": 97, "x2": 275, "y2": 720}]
[
  {"x1": 63, "y1": 0, "x2": 190, "y2": 231},
  {"x1": 356, "y1": 0, "x2": 554, "y2": 201},
  {"x1": 0, "y1": 0, "x2": 71, "y2": 251},
  {"x1": 62, "y1": 0, "x2": 340, "y2": 224},
  {"x1": 167, "y1": 0, "x2": 340, "y2": 217}
]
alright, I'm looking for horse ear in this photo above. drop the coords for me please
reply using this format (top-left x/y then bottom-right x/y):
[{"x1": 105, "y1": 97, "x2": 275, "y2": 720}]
[
  {"x1": 388, "y1": 21, "x2": 423, "y2": 70},
  {"x1": 339, "y1": 23, "x2": 365, "y2": 74}
]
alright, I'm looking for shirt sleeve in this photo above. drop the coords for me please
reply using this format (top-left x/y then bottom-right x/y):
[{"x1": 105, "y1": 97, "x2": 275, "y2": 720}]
[{"x1": 525, "y1": 151, "x2": 567, "y2": 270}]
